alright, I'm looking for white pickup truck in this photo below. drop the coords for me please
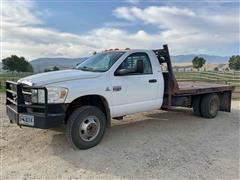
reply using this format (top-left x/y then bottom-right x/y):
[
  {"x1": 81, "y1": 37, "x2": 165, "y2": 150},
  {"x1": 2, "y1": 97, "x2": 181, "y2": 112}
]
[{"x1": 6, "y1": 45, "x2": 234, "y2": 149}]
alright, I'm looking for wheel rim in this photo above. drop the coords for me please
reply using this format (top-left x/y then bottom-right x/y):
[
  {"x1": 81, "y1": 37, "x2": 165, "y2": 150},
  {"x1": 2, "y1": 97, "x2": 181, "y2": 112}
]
[
  {"x1": 210, "y1": 98, "x2": 218, "y2": 115},
  {"x1": 79, "y1": 116, "x2": 100, "y2": 142}
]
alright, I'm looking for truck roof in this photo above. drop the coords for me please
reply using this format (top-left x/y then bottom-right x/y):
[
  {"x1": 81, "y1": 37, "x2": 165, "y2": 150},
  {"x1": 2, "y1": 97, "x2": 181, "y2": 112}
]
[{"x1": 102, "y1": 49, "x2": 152, "y2": 53}]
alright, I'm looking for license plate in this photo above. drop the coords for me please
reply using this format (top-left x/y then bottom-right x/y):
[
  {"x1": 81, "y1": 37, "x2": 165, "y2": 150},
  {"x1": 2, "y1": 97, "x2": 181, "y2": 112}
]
[{"x1": 19, "y1": 114, "x2": 34, "y2": 126}]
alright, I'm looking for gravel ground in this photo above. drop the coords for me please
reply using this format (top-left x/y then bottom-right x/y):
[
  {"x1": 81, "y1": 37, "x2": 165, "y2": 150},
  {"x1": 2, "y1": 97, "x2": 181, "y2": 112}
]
[{"x1": 1, "y1": 94, "x2": 239, "y2": 179}]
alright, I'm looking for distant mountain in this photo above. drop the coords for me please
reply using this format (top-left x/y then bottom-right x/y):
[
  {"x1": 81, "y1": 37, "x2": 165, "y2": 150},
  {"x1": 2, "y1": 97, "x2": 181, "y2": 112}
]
[
  {"x1": 0, "y1": 54, "x2": 230, "y2": 73},
  {"x1": 30, "y1": 57, "x2": 88, "y2": 72},
  {"x1": 171, "y1": 54, "x2": 229, "y2": 64},
  {"x1": 31, "y1": 54, "x2": 229, "y2": 72}
]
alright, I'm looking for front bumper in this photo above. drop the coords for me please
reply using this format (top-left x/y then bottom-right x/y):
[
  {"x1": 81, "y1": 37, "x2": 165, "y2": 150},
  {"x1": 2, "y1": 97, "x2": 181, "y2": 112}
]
[
  {"x1": 6, "y1": 81, "x2": 68, "y2": 129},
  {"x1": 6, "y1": 104, "x2": 67, "y2": 129}
]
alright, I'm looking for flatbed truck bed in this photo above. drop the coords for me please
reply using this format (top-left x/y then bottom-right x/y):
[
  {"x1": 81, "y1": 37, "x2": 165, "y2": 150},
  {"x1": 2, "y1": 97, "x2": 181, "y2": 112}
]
[
  {"x1": 175, "y1": 81, "x2": 233, "y2": 96},
  {"x1": 154, "y1": 45, "x2": 234, "y2": 114}
]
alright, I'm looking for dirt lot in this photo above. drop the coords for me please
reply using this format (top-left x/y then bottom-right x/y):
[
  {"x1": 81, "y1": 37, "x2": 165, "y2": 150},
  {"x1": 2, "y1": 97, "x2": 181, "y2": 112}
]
[{"x1": 1, "y1": 94, "x2": 239, "y2": 179}]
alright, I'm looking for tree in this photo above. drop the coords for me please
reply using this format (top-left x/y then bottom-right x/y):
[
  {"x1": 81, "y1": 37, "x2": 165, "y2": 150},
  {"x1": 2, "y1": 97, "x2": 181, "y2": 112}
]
[
  {"x1": 52, "y1": 66, "x2": 60, "y2": 71},
  {"x1": 228, "y1": 55, "x2": 240, "y2": 71},
  {"x1": 44, "y1": 66, "x2": 60, "y2": 72},
  {"x1": 44, "y1": 68, "x2": 51, "y2": 72},
  {"x1": 2, "y1": 55, "x2": 33, "y2": 72},
  {"x1": 214, "y1": 67, "x2": 219, "y2": 72},
  {"x1": 192, "y1": 56, "x2": 206, "y2": 71},
  {"x1": 92, "y1": 51, "x2": 97, "y2": 55}
]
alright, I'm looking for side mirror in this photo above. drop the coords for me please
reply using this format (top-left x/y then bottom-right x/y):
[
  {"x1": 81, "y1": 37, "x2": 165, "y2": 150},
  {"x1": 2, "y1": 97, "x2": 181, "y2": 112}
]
[{"x1": 114, "y1": 69, "x2": 130, "y2": 76}]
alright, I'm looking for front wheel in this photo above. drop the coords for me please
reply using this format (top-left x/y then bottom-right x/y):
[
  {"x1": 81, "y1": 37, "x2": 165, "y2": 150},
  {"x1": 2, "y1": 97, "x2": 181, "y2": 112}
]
[{"x1": 66, "y1": 106, "x2": 106, "y2": 149}]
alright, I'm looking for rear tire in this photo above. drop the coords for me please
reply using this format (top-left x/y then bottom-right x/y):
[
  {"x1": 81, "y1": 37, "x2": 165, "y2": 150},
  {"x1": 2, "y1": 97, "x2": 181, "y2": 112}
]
[
  {"x1": 200, "y1": 93, "x2": 220, "y2": 118},
  {"x1": 192, "y1": 95, "x2": 202, "y2": 116},
  {"x1": 66, "y1": 106, "x2": 106, "y2": 150}
]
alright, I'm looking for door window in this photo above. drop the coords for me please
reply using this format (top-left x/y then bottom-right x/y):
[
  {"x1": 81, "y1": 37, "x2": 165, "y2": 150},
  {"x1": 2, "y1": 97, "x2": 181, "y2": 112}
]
[{"x1": 118, "y1": 52, "x2": 152, "y2": 74}]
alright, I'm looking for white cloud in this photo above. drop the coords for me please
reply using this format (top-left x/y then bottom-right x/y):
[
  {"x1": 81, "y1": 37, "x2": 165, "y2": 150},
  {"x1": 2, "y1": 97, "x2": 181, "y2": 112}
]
[
  {"x1": 114, "y1": 6, "x2": 237, "y2": 33},
  {"x1": 2, "y1": 1, "x2": 239, "y2": 60},
  {"x1": 2, "y1": 1, "x2": 43, "y2": 26},
  {"x1": 114, "y1": 7, "x2": 137, "y2": 21},
  {"x1": 114, "y1": 6, "x2": 196, "y2": 23},
  {"x1": 113, "y1": 6, "x2": 239, "y2": 54}
]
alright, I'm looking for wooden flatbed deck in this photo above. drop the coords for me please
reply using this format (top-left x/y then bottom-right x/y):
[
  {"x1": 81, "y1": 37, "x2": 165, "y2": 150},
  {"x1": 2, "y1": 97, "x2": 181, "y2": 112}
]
[{"x1": 174, "y1": 81, "x2": 234, "y2": 96}]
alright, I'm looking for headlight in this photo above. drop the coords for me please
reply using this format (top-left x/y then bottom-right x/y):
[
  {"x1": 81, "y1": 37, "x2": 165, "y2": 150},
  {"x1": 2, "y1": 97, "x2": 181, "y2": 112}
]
[{"x1": 31, "y1": 87, "x2": 68, "y2": 104}]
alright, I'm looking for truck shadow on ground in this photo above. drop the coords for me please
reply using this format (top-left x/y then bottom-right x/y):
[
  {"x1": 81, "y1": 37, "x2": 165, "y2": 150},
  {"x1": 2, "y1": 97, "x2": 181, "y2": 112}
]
[{"x1": 49, "y1": 108, "x2": 233, "y2": 178}]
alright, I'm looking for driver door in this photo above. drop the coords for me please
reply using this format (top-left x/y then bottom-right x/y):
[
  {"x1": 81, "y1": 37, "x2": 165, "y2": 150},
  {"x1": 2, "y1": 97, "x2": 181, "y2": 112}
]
[{"x1": 110, "y1": 52, "x2": 159, "y2": 117}]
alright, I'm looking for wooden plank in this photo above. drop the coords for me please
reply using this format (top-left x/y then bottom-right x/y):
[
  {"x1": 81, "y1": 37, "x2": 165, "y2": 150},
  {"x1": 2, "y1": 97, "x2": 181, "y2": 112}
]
[{"x1": 168, "y1": 81, "x2": 234, "y2": 96}]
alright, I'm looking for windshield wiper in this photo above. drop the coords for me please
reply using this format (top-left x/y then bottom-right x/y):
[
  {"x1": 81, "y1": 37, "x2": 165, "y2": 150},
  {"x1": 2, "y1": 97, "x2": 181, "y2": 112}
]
[
  {"x1": 78, "y1": 66, "x2": 94, "y2": 71},
  {"x1": 78, "y1": 66, "x2": 106, "y2": 72}
]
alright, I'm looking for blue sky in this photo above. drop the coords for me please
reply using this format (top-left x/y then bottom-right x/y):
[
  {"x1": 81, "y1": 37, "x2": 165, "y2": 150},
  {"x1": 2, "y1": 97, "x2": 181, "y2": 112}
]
[
  {"x1": 2, "y1": 0, "x2": 239, "y2": 60},
  {"x1": 37, "y1": 1, "x2": 170, "y2": 34}
]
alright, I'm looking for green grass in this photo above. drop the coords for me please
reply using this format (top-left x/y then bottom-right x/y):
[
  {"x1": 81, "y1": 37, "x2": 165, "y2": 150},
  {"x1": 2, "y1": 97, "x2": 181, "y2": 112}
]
[
  {"x1": 0, "y1": 87, "x2": 5, "y2": 93},
  {"x1": 0, "y1": 73, "x2": 27, "y2": 93}
]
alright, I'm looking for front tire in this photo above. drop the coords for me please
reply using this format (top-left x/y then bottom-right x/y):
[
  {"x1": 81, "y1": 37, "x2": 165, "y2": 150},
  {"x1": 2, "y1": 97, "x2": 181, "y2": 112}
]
[{"x1": 66, "y1": 106, "x2": 106, "y2": 149}]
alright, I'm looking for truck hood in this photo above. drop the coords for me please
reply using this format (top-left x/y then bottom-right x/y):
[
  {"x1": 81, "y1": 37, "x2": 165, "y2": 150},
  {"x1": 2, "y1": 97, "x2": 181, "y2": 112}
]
[{"x1": 18, "y1": 69, "x2": 102, "y2": 86}]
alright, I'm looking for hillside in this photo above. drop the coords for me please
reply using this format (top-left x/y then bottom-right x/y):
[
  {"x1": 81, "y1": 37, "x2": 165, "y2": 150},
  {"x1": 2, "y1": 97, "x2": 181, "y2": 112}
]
[
  {"x1": 30, "y1": 54, "x2": 229, "y2": 72},
  {"x1": 30, "y1": 57, "x2": 88, "y2": 72},
  {"x1": 0, "y1": 54, "x2": 230, "y2": 73},
  {"x1": 171, "y1": 54, "x2": 229, "y2": 63}
]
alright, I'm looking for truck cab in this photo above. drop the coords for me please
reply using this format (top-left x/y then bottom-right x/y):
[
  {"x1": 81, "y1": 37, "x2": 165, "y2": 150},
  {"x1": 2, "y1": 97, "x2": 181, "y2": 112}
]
[{"x1": 6, "y1": 45, "x2": 234, "y2": 149}]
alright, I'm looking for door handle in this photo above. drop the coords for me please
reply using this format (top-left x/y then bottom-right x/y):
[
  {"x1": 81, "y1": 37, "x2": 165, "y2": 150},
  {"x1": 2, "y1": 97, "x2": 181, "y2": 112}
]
[
  {"x1": 149, "y1": 79, "x2": 157, "y2": 83},
  {"x1": 113, "y1": 86, "x2": 122, "y2": 91}
]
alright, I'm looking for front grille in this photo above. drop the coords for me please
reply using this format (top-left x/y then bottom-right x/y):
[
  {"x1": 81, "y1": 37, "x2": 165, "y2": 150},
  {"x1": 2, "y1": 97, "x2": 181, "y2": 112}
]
[
  {"x1": 6, "y1": 81, "x2": 48, "y2": 116},
  {"x1": 22, "y1": 85, "x2": 32, "y2": 104}
]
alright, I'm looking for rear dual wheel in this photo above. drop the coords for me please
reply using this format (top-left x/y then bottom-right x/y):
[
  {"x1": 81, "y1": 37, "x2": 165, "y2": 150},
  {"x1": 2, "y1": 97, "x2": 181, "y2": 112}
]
[
  {"x1": 192, "y1": 95, "x2": 201, "y2": 116},
  {"x1": 193, "y1": 93, "x2": 220, "y2": 118}
]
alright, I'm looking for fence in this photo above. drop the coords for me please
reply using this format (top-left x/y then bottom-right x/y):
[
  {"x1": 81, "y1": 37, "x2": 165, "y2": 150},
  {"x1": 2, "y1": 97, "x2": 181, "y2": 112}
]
[
  {"x1": 174, "y1": 71, "x2": 240, "y2": 98},
  {"x1": 0, "y1": 71, "x2": 239, "y2": 98},
  {"x1": 0, "y1": 72, "x2": 33, "y2": 91}
]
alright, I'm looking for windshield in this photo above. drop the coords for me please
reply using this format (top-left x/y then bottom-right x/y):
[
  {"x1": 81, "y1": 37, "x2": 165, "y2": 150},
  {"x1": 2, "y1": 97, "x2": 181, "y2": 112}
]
[{"x1": 77, "y1": 51, "x2": 125, "y2": 72}]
